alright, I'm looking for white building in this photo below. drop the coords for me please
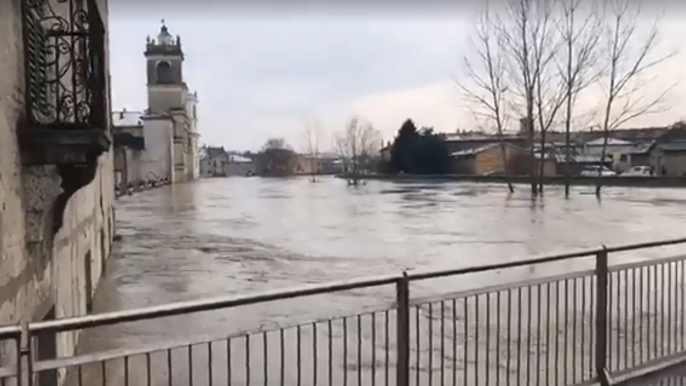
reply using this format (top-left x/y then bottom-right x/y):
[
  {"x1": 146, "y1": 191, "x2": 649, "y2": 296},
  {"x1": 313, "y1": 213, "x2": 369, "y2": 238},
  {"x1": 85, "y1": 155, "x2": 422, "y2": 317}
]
[
  {"x1": 112, "y1": 22, "x2": 200, "y2": 187},
  {"x1": 582, "y1": 137, "x2": 635, "y2": 172}
]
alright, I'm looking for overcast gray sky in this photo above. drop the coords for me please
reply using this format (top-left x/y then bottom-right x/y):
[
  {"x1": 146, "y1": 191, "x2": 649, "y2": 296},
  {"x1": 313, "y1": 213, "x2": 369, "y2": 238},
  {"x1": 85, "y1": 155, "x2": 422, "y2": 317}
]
[{"x1": 109, "y1": 2, "x2": 685, "y2": 152}]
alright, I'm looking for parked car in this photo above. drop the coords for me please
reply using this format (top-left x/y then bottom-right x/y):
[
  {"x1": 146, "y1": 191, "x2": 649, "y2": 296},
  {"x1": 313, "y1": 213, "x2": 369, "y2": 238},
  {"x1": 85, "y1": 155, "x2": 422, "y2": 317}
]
[
  {"x1": 580, "y1": 165, "x2": 617, "y2": 177},
  {"x1": 621, "y1": 165, "x2": 653, "y2": 177}
]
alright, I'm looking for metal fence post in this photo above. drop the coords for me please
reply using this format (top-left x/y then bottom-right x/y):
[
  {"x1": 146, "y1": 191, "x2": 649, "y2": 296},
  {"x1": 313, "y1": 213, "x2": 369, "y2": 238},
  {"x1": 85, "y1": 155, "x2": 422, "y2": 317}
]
[
  {"x1": 19, "y1": 322, "x2": 33, "y2": 386},
  {"x1": 595, "y1": 248, "x2": 610, "y2": 386},
  {"x1": 396, "y1": 272, "x2": 410, "y2": 386}
]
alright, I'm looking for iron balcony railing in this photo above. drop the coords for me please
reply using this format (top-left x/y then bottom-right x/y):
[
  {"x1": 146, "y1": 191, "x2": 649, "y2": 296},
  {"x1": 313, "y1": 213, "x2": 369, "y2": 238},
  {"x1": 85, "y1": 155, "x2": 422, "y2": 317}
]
[
  {"x1": 22, "y1": 0, "x2": 107, "y2": 130},
  {"x1": 2, "y1": 238, "x2": 686, "y2": 385}
]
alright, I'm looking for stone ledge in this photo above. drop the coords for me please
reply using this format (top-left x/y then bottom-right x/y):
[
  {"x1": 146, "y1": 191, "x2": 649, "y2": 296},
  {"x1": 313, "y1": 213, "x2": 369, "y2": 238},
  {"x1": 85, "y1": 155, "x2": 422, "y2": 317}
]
[
  {"x1": 18, "y1": 125, "x2": 110, "y2": 236},
  {"x1": 18, "y1": 126, "x2": 111, "y2": 166}
]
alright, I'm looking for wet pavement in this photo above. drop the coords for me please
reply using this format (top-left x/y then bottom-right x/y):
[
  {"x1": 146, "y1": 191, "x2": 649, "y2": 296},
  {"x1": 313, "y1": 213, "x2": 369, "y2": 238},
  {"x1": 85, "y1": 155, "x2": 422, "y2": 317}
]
[{"x1": 71, "y1": 177, "x2": 686, "y2": 385}]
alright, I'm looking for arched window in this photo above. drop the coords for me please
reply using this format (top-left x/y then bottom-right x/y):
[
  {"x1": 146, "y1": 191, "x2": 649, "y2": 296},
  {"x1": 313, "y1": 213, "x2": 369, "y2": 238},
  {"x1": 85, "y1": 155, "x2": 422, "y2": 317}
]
[{"x1": 156, "y1": 61, "x2": 172, "y2": 84}]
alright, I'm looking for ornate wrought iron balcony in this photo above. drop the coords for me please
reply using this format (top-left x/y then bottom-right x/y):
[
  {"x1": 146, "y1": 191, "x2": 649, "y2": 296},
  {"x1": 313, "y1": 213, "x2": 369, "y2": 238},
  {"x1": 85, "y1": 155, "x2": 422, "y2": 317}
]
[{"x1": 19, "y1": 0, "x2": 110, "y2": 166}]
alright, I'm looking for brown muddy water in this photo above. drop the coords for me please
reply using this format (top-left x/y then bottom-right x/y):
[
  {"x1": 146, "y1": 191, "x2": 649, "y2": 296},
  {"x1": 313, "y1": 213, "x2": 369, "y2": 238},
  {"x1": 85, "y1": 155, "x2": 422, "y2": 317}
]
[{"x1": 71, "y1": 177, "x2": 686, "y2": 385}]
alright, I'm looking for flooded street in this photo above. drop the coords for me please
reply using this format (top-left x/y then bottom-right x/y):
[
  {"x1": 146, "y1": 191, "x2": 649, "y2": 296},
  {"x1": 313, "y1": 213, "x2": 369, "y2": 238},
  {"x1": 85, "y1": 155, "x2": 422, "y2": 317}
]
[
  {"x1": 82, "y1": 177, "x2": 686, "y2": 343},
  {"x1": 72, "y1": 177, "x2": 686, "y2": 385}
]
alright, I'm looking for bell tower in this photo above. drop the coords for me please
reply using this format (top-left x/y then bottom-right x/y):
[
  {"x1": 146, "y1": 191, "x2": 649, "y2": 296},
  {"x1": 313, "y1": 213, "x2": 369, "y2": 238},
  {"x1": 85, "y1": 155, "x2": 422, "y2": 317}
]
[{"x1": 145, "y1": 20, "x2": 186, "y2": 113}]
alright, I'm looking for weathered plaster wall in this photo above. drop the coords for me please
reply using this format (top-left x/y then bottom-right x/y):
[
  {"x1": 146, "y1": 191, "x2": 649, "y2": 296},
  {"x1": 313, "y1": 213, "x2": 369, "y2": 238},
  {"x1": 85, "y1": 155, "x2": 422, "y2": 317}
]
[
  {"x1": 114, "y1": 147, "x2": 145, "y2": 185},
  {"x1": 148, "y1": 85, "x2": 184, "y2": 114},
  {"x1": 53, "y1": 150, "x2": 115, "y2": 357},
  {"x1": 141, "y1": 118, "x2": 173, "y2": 181},
  {"x1": 0, "y1": 0, "x2": 115, "y2": 368},
  {"x1": 0, "y1": 0, "x2": 35, "y2": 325}
]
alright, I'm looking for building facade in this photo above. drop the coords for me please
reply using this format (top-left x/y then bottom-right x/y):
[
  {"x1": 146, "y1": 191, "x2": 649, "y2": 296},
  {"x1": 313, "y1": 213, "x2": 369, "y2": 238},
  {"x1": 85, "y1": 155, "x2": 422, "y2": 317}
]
[
  {"x1": 199, "y1": 146, "x2": 230, "y2": 177},
  {"x1": 199, "y1": 147, "x2": 257, "y2": 178},
  {"x1": 295, "y1": 153, "x2": 345, "y2": 175},
  {"x1": 112, "y1": 22, "x2": 200, "y2": 187},
  {"x1": 451, "y1": 143, "x2": 531, "y2": 175},
  {"x1": 0, "y1": 0, "x2": 115, "y2": 378},
  {"x1": 225, "y1": 154, "x2": 256, "y2": 176},
  {"x1": 650, "y1": 124, "x2": 686, "y2": 176}
]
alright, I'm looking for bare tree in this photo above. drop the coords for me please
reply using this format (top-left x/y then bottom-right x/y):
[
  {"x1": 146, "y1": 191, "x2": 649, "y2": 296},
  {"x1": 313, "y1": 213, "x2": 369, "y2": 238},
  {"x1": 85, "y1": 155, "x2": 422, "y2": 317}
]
[
  {"x1": 459, "y1": 6, "x2": 515, "y2": 194},
  {"x1": 303, "y1": 122, "x2": 323, "y2": 182},
  {"x1": 595, "y1": 0, "x2": 673, "y2": 197},
  {"x1": 262, "y1": 137, "x2": 290, "y2": 151},
  {"x1": 557, "y1": 0, "x2": 601, "y2": 197},
  {"x1": 334, "y1": 117, "x2": 382, "y2": 186},
  {"x1": 496, "y1": 0, "x2": 567, "y2": 196},
  {"x1": 258, "y1": 138, "x2": 297, "y2": 176},
  {"x1": 498, "y1": 0, "x2": 541, "y2": 196},
  {"x1": 528, "y1": 0, "x2": 568, "y2": 194},
  {"x1": 333, "y1": 134, "x2": 350, "y2": 174}
]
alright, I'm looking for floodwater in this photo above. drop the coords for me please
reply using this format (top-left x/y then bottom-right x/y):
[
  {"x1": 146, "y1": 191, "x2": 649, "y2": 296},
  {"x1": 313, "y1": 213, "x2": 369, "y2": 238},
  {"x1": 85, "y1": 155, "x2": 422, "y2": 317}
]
[{"x1": 73, "y1": 177, "x2": 686, "y2": 385}]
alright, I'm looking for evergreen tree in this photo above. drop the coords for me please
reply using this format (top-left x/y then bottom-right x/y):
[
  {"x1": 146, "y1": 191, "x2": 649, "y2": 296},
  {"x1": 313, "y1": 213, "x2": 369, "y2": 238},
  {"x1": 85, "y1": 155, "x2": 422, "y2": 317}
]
[
  {"x1": 390, "y1": 119, "x2": 419, "y2": 173},
  {"x1": 415, "y1": 128, "x2": 452, "y2": 174},
  {"x1": 390, "y1": 120, "x2": 452, "y2": 174}
]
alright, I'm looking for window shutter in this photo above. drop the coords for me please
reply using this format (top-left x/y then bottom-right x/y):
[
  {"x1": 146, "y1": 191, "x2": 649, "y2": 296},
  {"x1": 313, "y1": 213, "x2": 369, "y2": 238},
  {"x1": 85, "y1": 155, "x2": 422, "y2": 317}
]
[{"x1": 24, "y1": 2, "x2": 51, "y2": 122}]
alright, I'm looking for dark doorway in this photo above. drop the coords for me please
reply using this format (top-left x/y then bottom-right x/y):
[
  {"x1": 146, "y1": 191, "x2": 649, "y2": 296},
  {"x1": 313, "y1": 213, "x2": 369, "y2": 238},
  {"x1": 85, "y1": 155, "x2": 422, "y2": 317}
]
[
  {"x1": 84, "y1": 251, "x2": 93, "y2": 313},
  {"x1": 100, "y1": 229, "x2": 107, "y2": 274},
  {"x1": 37, "y1": 306, "x2": 57, "y2": 386}
]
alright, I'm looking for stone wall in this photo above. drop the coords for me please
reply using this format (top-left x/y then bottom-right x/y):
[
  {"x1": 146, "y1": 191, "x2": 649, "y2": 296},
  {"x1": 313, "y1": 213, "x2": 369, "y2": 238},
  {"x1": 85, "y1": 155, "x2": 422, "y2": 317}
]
[
  {"x1": 52, "y1": 150, "x2": 115, "y2": 357},
  {"x1": 0, "y1": 0, "x2": 34, "y2": 325},
  {"x1": 0, "y1": 0, "x2": 115, "y2": 369}
]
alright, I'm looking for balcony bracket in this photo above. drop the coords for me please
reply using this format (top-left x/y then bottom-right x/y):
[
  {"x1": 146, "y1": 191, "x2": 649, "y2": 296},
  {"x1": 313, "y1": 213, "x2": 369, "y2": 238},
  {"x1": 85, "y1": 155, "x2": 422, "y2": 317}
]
[{"x1": 19, "y1": 126, "x2": 110, "y2": 235}]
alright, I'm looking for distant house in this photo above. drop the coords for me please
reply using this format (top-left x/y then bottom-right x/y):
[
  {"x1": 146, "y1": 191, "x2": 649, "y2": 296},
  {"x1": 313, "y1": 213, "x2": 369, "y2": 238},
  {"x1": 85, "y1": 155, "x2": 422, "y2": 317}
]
[
  {"x1": 379, "y1": 142, "x2": 392, "y2": 162},
  {"x1": 581, "y1": 137, "x2": 635, "y2": 172},
  {"x1": 200, "y1": 146, "x2": 229, "y2": 177},
  {"x1": 651, "y1": 142, "x2": 686, "y2": 176},
  {"x1": 625, "y1": 141, "x2": 655, "y2": 167},
  {"x1": 650, "y1": 125, "x2": 686, "y2": 176},
  {"x1": 450, "y1": 143, "x2": 529, "y2": 175},
  {"x1": 553, "y1": 154, "x2": 612, "y2": 176},
  {"x1": 224, "y1": 154, "x2": 256, "y2": 176},
  {"x1": 531, "y1": 154, "x2": 558, "y2": 177},
  {"x1": 112, "y1": 110, "x2": 151, "y2": 188},
  {"x1": 294, "y1": 153, "x2": 345, "y2": 175}
]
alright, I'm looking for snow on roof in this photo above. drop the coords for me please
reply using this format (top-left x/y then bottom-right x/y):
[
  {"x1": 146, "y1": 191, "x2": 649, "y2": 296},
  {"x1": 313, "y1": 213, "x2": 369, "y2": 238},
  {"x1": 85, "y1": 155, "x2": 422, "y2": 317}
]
[
  {"x1": 444, "y1": 132, "x2": 524, "y2": 142},
  {"x1": 112, "y1": 110, "x2": 144, "y2": 127},
  {"x1": 553, "y1": 154, "x2": 611, "y2": 163},
  {"x1": 658, "y1": 141, "x2": 686, "y2": 152},
  {"x1": 300, "y1": 152, "x2": 341, "y2": 160},
  {"x1": 450, "y1": 143, "x2": 523, "y2": 158},
  {"x1": 585, "y1": 137, "x2": 633, "y2": 146},
  {"x1": 228, "y1": 154, "x2": 252, "y2": 163}
]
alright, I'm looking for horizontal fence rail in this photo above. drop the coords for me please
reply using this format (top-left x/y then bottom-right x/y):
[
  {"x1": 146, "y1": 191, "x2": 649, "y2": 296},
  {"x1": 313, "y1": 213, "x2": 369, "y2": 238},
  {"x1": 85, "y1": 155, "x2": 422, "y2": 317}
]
[{"x1": 2, "y1": 237, "x2": 686, "y2": 386}]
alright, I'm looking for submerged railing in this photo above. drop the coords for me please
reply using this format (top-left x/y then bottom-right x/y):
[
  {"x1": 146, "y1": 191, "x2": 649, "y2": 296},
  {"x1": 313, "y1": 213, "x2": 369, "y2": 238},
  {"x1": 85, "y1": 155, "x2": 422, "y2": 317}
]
[{"x1": 2, "y1": 238, "x2": 686, "y2": 385}]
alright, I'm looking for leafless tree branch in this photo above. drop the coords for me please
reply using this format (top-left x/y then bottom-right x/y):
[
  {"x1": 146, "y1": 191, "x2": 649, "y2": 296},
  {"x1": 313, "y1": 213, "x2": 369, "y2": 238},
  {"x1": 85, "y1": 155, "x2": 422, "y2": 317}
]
[
  {"x1": 459, "y1": 6, "x2": 516, "y2": 193},
  {"x1": 595, "y1": 0, "x2": 674, "y2": 196},
  {"x1": 334, "y1": 117, "x2": 382, "y2": 185}
]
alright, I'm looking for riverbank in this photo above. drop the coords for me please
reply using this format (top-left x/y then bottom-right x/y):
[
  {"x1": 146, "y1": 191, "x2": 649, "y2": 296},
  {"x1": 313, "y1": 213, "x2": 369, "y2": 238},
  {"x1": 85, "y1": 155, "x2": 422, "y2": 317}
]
[{"x1": 335, "y1": 173, "x2": 686, "y2": 188}]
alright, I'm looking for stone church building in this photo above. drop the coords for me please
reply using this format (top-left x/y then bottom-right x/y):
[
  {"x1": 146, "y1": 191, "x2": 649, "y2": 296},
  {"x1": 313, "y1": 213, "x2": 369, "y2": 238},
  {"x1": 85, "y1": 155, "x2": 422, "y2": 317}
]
[{"x1": 112, "y1": 22, "x2": 200, "y2": 187}]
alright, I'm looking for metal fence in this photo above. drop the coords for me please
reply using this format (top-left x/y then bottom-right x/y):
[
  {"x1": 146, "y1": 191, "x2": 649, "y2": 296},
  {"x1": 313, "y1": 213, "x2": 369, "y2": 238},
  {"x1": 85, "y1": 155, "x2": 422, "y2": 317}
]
[{"x1": 2, "y1": 238, "x2": 686, "y2": 386}]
